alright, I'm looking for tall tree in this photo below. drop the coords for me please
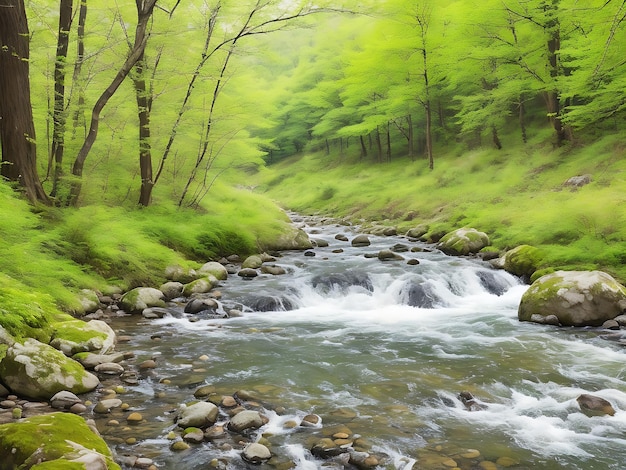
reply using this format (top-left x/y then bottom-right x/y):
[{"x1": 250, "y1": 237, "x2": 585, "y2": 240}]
[{"x1": 0, "y1": 0, "x2": 49, "y2": 204}]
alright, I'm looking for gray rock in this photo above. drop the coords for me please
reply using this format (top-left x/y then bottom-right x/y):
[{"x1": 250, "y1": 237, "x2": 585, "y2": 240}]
[
  {"x1": 93, "y1": 398, "x2": 123, "y2": 414},
  {"x1": 228, "y1": 409, "x2": 263, "y2": 433},
  {"x1": 242, "y1": 442, "x2": 271, "y2": 463},
  {"x1": 177, "y1": 401, "x2": 219, "y2": 428},
  {"x1": 378, "y1": 249, "x2": 403, "y2": 261},
  {"x1": 183, "y1": 276, "x2": 217, "y2": 297},
  {"x1": 0, "y1": 339, "x2": 99, "y2": 400},
  {"x1": 184, "y1": 298, "x2": 218, "y2": 314},
  {"x1": 73, "y1": 352, "x2": 125, "y2": 370},
  {"x1": 142, "y1": 307, "x2": 170, "y2": 319},
  {"x1": 351, "y1": 234, "x2": 371, "y2": 247},
  {"x1": 564, "y1": 174, "x2": 592, "y2": 188},
  {"x1": 120, "y1": 287, "x2": 165, "y2": 314},
  {"x1": 261, "y1": 265, "x2": 287, "y2": 275},
  {"x1": 519, "y1": 270, "x2": 626, "y2": 327},
  {"x1": 50, "y1": 391, "x2": 82, "y2": 409},
  {"x1": 164, "y1": 265, "x2": 198, "y2": 283},
  {"x1": 238, "y1": 268, "x2": 258, "y2": 278},
  {"x1": 77, "y1": 289, "x2": 101, "y2": 315},
  {"x1": 198, "y1": 261, "x2": 228, "y2": 280},
  {"x1": 94, "y1": 362, "x2": 124, "y2": 375},
  {"x1": 159, "y1": 281, "x2": 184, "y2": 300}
]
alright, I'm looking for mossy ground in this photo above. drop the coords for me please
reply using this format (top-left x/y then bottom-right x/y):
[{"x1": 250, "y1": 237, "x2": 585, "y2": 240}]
[{"x1": 256, "y1": 130, "x2": 626, "y2": 283}]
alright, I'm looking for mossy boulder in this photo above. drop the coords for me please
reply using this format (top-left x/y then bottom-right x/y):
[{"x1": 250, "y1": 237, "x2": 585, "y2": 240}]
[
  {"x1": 0, "y1": 412, "x2": 120, "y2": 469},
  {"x1": 198, "y1": 262, "x2": 228, "y2": 280},
  {"x1": 242, "y1": 255, "x2": 264, "y2": 269},
  {"x1": 437, "y1": 228, "x2": 490, "y2": 256},
  {"x1": 406, "y1": 225, "x2": 429, "y2": 239},
  {"x1": 76, "y1": 289, "x2": 100, "y2": 316},
  {"x1": 262, "y1": 227, "x2": 313, "y2": 251},
  {"x1": 518, "y1": 270, "x2": 626, "y2": 327},
  {"x1": 500, "y1": 245, "x2": 543, "y2": 280},
  {"x1": 49, "y1": 319, "x2": 116, "y2": 356},
  {"x1": 0, "y1": 338, "x2": 99, "y2": 400},
  {"x1": 119, "y1": 287, "x2": 165, "y2": 314},
  {"x1": 182, "y1": 276, "x2": 217, "y2": 297}
]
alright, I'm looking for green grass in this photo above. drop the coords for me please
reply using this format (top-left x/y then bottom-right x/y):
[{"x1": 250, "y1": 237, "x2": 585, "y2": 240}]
[{"x1": 256, "y1": 130, "x2": 626, "y2": 283}]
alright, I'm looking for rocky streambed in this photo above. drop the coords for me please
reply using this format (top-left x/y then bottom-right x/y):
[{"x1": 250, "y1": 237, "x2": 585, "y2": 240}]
[{"x1": 2, "y1": 215, "x2": 626, "y2": 469}]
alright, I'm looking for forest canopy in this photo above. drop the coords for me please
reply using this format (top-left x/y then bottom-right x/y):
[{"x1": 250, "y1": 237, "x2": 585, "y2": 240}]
[{"x1": 1, "y1": 0, "x2": 625, "y2": 206}]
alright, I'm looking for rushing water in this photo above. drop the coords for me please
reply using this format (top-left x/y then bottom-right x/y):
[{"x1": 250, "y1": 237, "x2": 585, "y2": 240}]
[{"x1": 101, "y1": 216, "x2": 626, "y2": 470}]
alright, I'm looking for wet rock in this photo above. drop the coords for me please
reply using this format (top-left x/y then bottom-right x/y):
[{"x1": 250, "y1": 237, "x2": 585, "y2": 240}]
[
  {"x1": 261, "y1": 265, "x2": 287, "y2": 275},
  {"x1": 221, "y1": 396, "x2": 238, "y2": 408},
  {"x1": 242, "y1": 255, "x2": 264, "y2": 269},
  {"x1": 160, "y1": 281, "x2": 184, "y2": 300},
  {"x1": 238, "y1": 268, "x2": 259, "y2": 278},
  {"x1": 406, "y1": 225, "x2": 429, "y2": 239},
  {"x1": 142, "y1": 307, "x2": 170, "y2": 319},
  {"x1": 312, "y1": 238, "x2": 329, "y2": 247},
  {"x1": 407, "y1": 259, "x2": 420, "y2": 266},
  {"x1": 497, "y1": 245, "x2": 543, "y2": 281},
  {"x1": 194, "y1": 385, "x2": 216, "y2": 399},
  {"x1": 311, "y1": 438, "x2": 344, "y2": 458},
  {"x1": 242, "y1": 442, "x2": 271, "y2": 463},
  {"x1": 304, "y1": 250, "x2": 316, "y2": 257},
  {"x1": 476, "y1": 270, "x2": 510, "y2": 296},
  {"x1": 228, "y1": 409, "x2": 264, "y2": 433},
  {"x1": 126, "y1": 412, "x2": 143, "y2": 422},
  {"x1": 458, "y1": 391, "x2": 487, "y2": 411},
  {"x1": 378, "y1": 249, "x2": 403, "y2": 261},
  {"x1": 171, "y1": 441, "x2": 190, "y2": 451},
  {"x1": 185, "y1": 298, "x2": 218, "y2": 314},
  {"x1": 50, "y1": 391, "x2": 82, "y2": 410},
  {"x1": 95, "y1": 362, "x2": 124, "y2": 375},
  {"x1": 183, "y1": 428, "x2": 205, "y2": 443},
  {"x1": 351, "y1": 235, "x2": 371, "y2": 247},
  {"x1": 402, "y1": 282, "x2": 442, "y2": 309},
  {"x1": 50, "y1": 319, "x2": 116, "y2": 356},
  {"x1": 301, "y1": 414, "x2": 321, "y2": 427},
  {"x1": 139, "y1": 359, "x2": 157, "y2": 370},
  {"x1": 205, "y1": 424, "x2": 226, "y2": 440},
  {"x1": 529, "y1": 314, "x2": 560, "y2": 326},
  {"x1": 335, "y1": 234, "x2": 349, "y2": 242},
  {"x1": 247, "y1": 296, "x2": 295, "y2": 312},
  {"x1": 311, "y1": 271, "x2": 373, "y2": 293},
  {"x1": 349, "y1": 451, "x2": 379, "y2": 468},
  {"x1": 577, "y1": 393, "x2": 616, "y2": 417},
  {"x1": 391, "y1": 243, "x2": 410, "y2": 253},
  {"x1": 177, "y1": 401, "x2": 219, "y2": 428},
  {"x1": 93, "y1": 398, "x2": 123, "y2": 414},
  {"x1": 183, "y1": 276, "x2": 217, "y2": 296},
  {"x1": 70, "y1": 403, "x2": 87, "y2": 414},
  {"x1": 602, "y1": 319, "x2": 620, "y2": 330},
  {"x1": 74, "y1": 352, "x2": 126, "y2": 370}
]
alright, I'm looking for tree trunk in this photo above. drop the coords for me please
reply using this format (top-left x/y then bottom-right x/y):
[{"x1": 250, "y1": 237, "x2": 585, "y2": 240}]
[
  {"x1": 69, "y1": 0, "x2": 157, "y2": 205},
  {"x1": 492, "y1": 125, "x2": 502, "y2": 150},
  {"x1": 386, "y1": 121, "x2": 391, "y2": 162},
  {"x1": 0, "y1": 0, "x2": 49, "y2": 204},
  {"x1": 133, "y1": 51, "x2": 153, "y2": 206},
  {"x1": 359, "y1": 135, "x2": 367, "y2": 160},
  {"x1": 544, "y1": 2, "x2": 568, "y2": 145},
  {"x1": 70, "y1": 0, "x2": 88, "y2": 140},
  {"x1": 519, "y1": 99, "x2": 527, "y2": 143},
  {"x1": 375, "y1": 127, "x2": 383, "y2": 163},
  {"x1": 407, "y1": 114, "x2": 414, "y2": 160},
  {"x1": 49, "y1": 0, "x2": 74, "y2": 199}
]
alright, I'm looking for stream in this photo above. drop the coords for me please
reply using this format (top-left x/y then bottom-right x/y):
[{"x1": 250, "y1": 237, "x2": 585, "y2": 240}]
[{"x1": 97, "y1": 215, "x2": 626, "y2": 470}]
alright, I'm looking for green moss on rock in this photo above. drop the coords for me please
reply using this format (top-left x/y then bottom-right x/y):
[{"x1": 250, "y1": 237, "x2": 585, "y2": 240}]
[
  {"x1": 0, "y1": 412, "x2": 120, "y2": 470},
  {"x1": 503, "y1": 245, "x2": 543, "y2": 279}
]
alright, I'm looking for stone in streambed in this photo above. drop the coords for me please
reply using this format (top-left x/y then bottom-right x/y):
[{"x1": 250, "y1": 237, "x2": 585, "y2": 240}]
[
  {"x1": 177, "y1": 401, "x2": 219, "y2": 428},
  {"x1": 227, "y1": 409, "x2": 264, "y2": 433},
  {"x1": 351, "y1": 234, "x2": 371, "y2": 247},
  {"x1": 120, "y1": 287, "x2": 165, "y2": 314},
  {"x1": 50, "y1": 390, "x2": 82, "y2": 410},
  {"x1": 242, "y1": 442, "x2": 271, "y2": 464},
  {"x1": 577, "y1": 393, "x2": 616, "y2": 417}
]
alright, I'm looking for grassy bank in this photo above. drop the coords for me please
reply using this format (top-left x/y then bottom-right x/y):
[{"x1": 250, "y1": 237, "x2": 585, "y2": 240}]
[
  {"x1": 256, "y1": 131, "x2": 626, "y2": 283},
  {"x1": 0, "y1": 181, "x2": 292, "y2": 340}
]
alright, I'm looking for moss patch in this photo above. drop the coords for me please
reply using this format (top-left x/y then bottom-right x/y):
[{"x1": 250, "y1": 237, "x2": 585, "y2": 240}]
[{"x1": 0, "y1": 412, "x2": 120, "y2": 469}]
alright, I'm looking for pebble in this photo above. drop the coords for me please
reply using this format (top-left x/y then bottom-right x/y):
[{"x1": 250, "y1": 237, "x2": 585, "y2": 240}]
[
  {"x1": 496, "y1": 456, "x2": 519, "y2": 467},
  {"x1": 94, "y1": 362, "x2": 124, "y2": 375},
  {"x1": 0, "y1": 400, "x2": 16, "y2": 409},
  {"x1": 479, "y1": 462, "x2": 498, "y2": 470},
  {"x1": 135, "y1": 457, "x2": 154, "y2": 467},
  {"x1": 70, "y1": 403, "x2": 87, "y2": 414},
  {"x1": 221, "y1": 396, "x2": 237, "y2": 407},
  {"x1": 199, "y1": 354, "x2": 210, "y2": 361},
  {"x1": 461, "y1": 449, "x2": 481, "y2": 459},
  {"x1": 126, "y1": 412, "x2": 143, "y2": 422},
  {"x1": 139, "y1": 359, "x2": 157, "y2": 369},
  {"x1": 171, "y1": 441, "x2": 190, "y2": 451}
]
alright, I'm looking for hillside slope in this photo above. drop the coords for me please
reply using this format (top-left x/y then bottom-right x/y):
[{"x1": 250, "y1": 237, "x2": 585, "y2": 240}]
[{"x1": 256, "y1": 132, "x2": 626, "y2": 283}]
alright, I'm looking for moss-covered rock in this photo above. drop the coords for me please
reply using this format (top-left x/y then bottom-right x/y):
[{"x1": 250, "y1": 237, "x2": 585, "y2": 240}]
[
  {"x1": 119, "y1": 287, "x2": 165, "y2": 314},
  {"x1": 198, "y1": 261, "x2": 228, "y2": 280},
  {"x1": 406, "y1": 225, "x2": 429, "y2": 239},
  {"x1": 242, "y1": 255, "x2": 264, "y2": 269},
  {"x1": 0, "y1": 412, "x2": 120, "y2": 469},
  {"x1": 50, "y1": 319, "x2": 116, "y2": 356},
  {"x1": 518, "y1": 270, "x2": 626, "y2": 327},
  {"x1": 0, "y1": 339, "x2": 99, "y2": 400},
  {"x1": 261, "y1": 227, "x2": 313, "y2": 251},
  {"x1": 76, "y1": 289, "x2": 101, "y2": 316},
  {"x1": 182, "y1": 276, "x2": 217, "y2": 297},
  {"x1": 501, "y1": 245, "x2": 543, "y2": 280},
  {"x1": 437, "y1": 228, "x2": 490, "y2": 256}
]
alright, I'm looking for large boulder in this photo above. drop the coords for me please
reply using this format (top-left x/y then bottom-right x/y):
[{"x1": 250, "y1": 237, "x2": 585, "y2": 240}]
[
  {"x1": 182, "y1": 276, "x2": 217, "y2": 297},
  {"x1": 0, "y1": 412, "x2": 120, "y2": 469},
  {"x1": 49, "y1": 319, "x2": 116, "y2": 356},
  {"x1": 518, "y1": 270, "x2": 626, "y2": 327},
  {"x1": 438, "y1": 228, "x2": 489, "y2": 256},
  {"x1": 176, "y1": 401, "x2": 219, "y2": 428},
  {"x1": 119, "y1": 287, "x2": 165, "y2": 314},
  {"x1": 262, "y1": 227, "x2": 313, "y2": 251},
  {"x1": 0, "y1": 338, "x2": 99, "y2": 400}
]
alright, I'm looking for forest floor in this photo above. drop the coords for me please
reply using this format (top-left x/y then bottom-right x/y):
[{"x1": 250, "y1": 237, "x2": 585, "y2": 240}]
[{"x1": 254, "y1": 128, "x2": 626, "y2": 284}]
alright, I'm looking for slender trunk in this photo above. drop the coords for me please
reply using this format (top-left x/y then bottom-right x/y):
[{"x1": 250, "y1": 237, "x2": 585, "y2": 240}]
[
  {"x1": 50, "y1": 0, "x2": 73, "y2": 199},
  {"x1": 491, "y1": 125, "x2": 502, "y2": 150},
  {"x1": 375, "y1": 127, "x2": 383, "y2": 163},
  {"x1": 69, "y1": 0, "x2": 157, "y2": 205},
  {"x1": 0, "y1": 0, "x2": 49, "y2": 204},
  {"x1": 133, "y1": 51, "x2": 153, "y2": 206},
  {"x1": 386, "y1": 121, "x2": 391, "y2": 162},
  {"x1": 407, "y1": 114, "x2": 414, "y2": 160},
  {"x1": 544, "y1": 4, "x2": 568, "y2": 145},
  {"x1": 359, "y1": 135, "x2": 367, "y2": 160},
  {"x1": 325, "y1": 138, "x2": 329, "y2": 155},
  {"x1": 519, "y1": 99, "x2": 527, "y2": 143},
  {"x1": 70, "y1": 0, "x2": 87, "y2": 139}
]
